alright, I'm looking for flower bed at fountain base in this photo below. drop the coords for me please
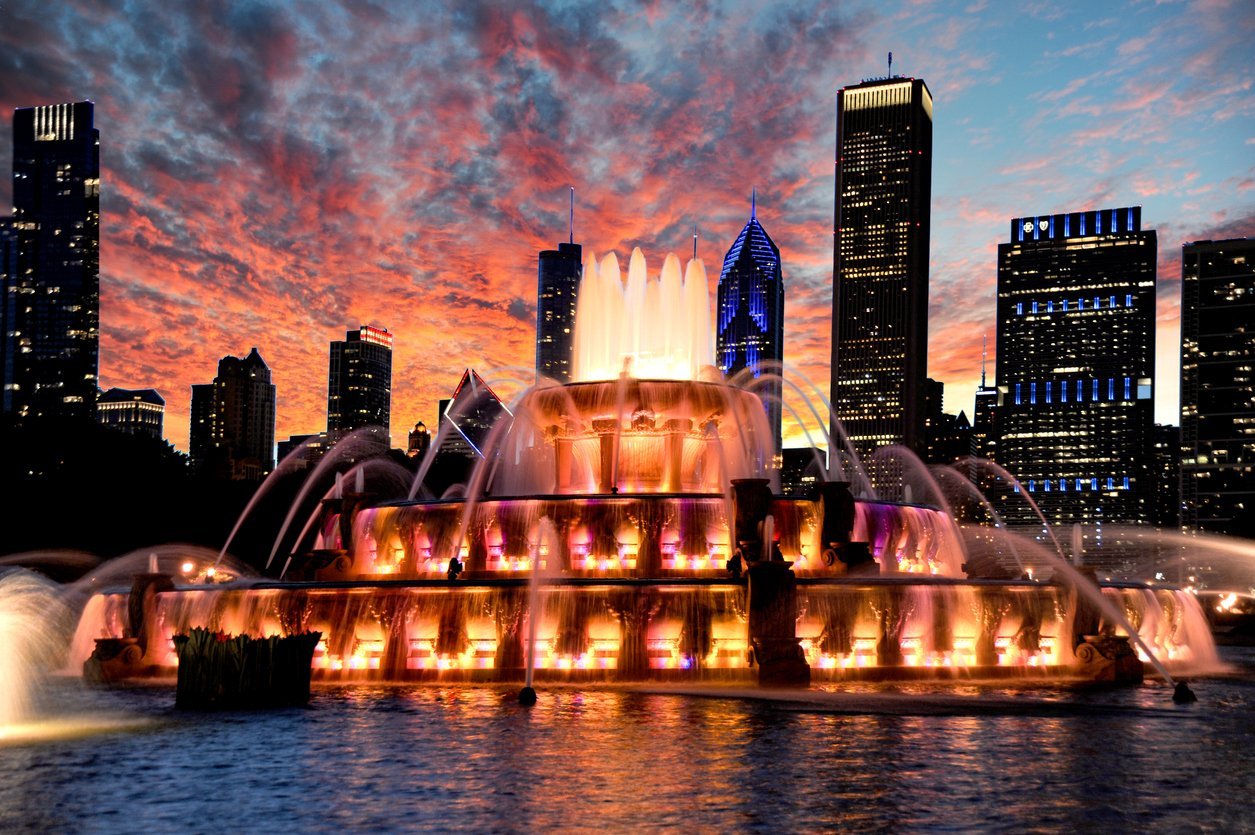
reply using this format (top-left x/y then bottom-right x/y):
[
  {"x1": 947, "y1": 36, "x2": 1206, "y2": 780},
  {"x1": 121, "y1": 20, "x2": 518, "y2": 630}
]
[
  {"x1": 172, "y1": 628, "x2": 321, "y2": 709},
  {"x1": 71, "y1": 577, "x2": 1214, "y2": 685}
]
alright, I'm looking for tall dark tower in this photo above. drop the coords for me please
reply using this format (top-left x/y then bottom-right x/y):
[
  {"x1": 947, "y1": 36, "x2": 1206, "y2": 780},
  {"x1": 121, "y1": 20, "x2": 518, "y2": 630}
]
[
  {"x1": 536, "y1": 188, "x2": 582, "y2": 383},
  {"x1": 994, "y1": 207, "x2": 1156, "y2": 535},
  {"x1": 717, "y1": 193, "x2": 784, "y2": 454},
  {"x1": 971, "y1": 336, "x2": 998, "y2": 462},
  {"x1": 3, "y1": 102, "x2": 100, "y2": 423},
  {"x1": 327, "y1": 325, "x2": 393, "y2": 447},
  {"x1": 0, "y1": 218, "x2": 16, "y2": 414},
  {"x1": 1180, "y1": 238, "x2": 1255, "y2": 537},
  {"x1": 830, "y1": 76, "x2": 932, "y2": 470},
  {"x1": 193, "y1": 348, "x2": 276, "y2": 481}
]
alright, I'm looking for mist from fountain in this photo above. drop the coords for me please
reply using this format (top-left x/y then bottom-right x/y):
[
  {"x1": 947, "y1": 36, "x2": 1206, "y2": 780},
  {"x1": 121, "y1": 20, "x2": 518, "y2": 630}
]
[
  {"x1": 927, "y1": 464, "x2": 1029, "y2": 577},
  {"x1": 729, "y1": 361, "x2": 875, "y2": 497},
  {"x1": 217, "y1": 431, "x2": 341, "y2": 566},
  {"x1": 971, "y1": 459, "x2": 1068, "y2": 562},
  {"x1": 262, "y1": 427, "x2": 393, "y2": 572}
]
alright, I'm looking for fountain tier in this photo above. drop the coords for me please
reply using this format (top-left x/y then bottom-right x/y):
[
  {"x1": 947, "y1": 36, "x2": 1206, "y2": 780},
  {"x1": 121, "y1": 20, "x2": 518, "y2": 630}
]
[{"x1": 71, "y1": 246, "x2": 1219, "y2": 687}]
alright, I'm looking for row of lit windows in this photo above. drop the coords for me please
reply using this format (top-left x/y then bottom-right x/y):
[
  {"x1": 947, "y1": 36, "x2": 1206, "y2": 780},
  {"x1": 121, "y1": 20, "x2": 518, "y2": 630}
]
[
  {"x1": 1012, "y1": 378, "x2": 1151, "y2": 404},
  {"x1": 1015, "y1": 476, "x2": 1131, "y2": 493},
  {"x1": 1013, "y1": 295, "x2": 1134, "y2": 315}
]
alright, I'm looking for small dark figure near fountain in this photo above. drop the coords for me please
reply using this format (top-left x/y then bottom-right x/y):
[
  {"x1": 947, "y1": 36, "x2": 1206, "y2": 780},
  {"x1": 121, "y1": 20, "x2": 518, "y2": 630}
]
[
  {"x1": 518, "y1": 686, "x2": 537, "y2": 705},
  {"x1": 447, "y1": 556, "x2": 464, "y2": 580},
  {"x1": 1173, "y1": 681, "x2": 1198, "y2": 703},
  {"x1": 726, "y1": 553, "x2": 744, "y2": 579}
]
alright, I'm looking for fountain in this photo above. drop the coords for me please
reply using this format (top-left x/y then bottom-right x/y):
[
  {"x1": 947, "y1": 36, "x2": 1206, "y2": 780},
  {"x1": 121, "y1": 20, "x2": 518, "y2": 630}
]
[{"x1": 68, "y1": 248, "x2": 1219, "y2": 689}]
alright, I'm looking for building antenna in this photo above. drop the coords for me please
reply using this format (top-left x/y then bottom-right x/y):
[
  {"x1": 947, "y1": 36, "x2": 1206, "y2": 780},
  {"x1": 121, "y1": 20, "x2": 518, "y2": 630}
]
[
  {"x1": 692, "y1": 225, "x2": 698, "y2": 260},
  {"x1": 568, "y1": 186, "x2": 574, "y2": 244},
  {"x1": 751, "y1": 188, "x2": 757, "y2": 219},
  {"x1": 980, "y1": 333, "x2": 987, "y2": 388},
  {"x1": 888, "y1": 51, "x2": 893, "y2": 77}
]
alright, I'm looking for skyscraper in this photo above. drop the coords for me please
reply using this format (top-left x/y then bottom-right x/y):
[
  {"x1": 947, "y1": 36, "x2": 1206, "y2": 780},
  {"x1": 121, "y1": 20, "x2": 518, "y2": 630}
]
[
  {"x1": 1179, "y1": 238, "x2": 1254, "y2": 537},
  {"x1": 923, "y1": 378, "x2": 969, "y2": 465},
  {"x1": 327, "y1": 324, "x2": 393, "y2": 446},
  {"x1": 717, "y1": 196, "x2": 784, "y2": 453},
  {"x1": 188, "y1": 383, "x2": 215, "y2": 474},
  {"x1": 96, "y1": 387, "x2": 164, "y2": 441},
  {"x1": 190, "y1": 348, "x2": 276, "y2": 480},
  {"x1": 536, "y1": 195, "x2": 582, "y2": 384},
  {"x1": 3, "y1": 102, "x2": 100, "y2": 423},
  {"x1": 830, "y1": 76, "x2": 932, "y2": 465},
  {"x1": 971, "y1": 338, "x2": 998, "y2": 463},
  {"x1": 0, "y1": 218, "x2": 16, "y2": 414},
  {"x1": 994, "y1": 207, "x2": 1156, "y2": 530}
]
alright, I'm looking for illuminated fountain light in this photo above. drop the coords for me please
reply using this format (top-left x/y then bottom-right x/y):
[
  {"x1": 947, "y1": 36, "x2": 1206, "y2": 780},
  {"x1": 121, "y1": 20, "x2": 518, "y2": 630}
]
[{"x1": 573, "y1": 249, "x2": 713, "y2": 382}]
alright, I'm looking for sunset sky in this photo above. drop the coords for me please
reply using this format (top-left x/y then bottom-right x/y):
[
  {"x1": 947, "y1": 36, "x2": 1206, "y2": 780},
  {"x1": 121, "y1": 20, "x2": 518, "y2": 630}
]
[{"x1": 1, "y1": 0, "x2": 1251, "y2": 451}]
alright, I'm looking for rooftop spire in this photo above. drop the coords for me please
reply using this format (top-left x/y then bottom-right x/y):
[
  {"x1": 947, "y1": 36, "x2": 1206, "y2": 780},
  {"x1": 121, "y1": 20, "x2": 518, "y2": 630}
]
[
  {"x1": 693, "y1": 225, "x2": 698, "y2": 259},
  {"x1": 980, "y1": 333, "x2": 987, "y2": 388},
  {"x1": 751, "y1": 188, "x2": 756, "y2": 219},
  {"x1": 569, "y1": 186, "x2": 574, "y2": 244}
]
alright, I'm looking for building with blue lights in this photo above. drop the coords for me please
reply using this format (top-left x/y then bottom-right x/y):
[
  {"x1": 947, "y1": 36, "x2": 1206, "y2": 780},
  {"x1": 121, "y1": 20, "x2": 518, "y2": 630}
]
[
  {"x1": 994, "y1": 206, "x2": 1157, "y2": 531},
  {"x1": 830, "y1": 76, "x2": 933, "y2": 475},
  {"x1": 717, "y1": 197, "x2": 783, "y2": 454}
]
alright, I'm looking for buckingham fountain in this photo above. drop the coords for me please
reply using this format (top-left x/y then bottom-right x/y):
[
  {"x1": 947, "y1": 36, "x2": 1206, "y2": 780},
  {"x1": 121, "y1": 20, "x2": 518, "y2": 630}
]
[{"x1": 66, "y1": 248, "x2": 1218, "y2": 690}]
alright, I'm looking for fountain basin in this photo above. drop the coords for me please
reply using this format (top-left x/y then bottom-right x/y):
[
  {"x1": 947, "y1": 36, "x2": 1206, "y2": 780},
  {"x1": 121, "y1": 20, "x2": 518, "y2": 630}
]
[{"x1": 73, "y1": 575, "x2": 1213, "y2": 683}]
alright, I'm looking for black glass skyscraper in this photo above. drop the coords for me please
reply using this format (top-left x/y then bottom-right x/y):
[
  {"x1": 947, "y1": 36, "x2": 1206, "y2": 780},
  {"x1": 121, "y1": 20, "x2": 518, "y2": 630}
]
[
  {"x1": 717, "y1": 198, "x2": 783, "y2": 454},
  {"x1": 3, "y1": 102, "x2": 100, "y2": 423},
  {"x1": 1179, "y1": 238, "x2": 1254, "y2": 537},
  {"x1": 830, "y1": 77, "x2": 932, "y2": 464},
  {"x1": 536, "y1": 241, "x2": 582, "y2": 383},
  {"x1": 328, "y1": 325, "x2": 393, "y2": 446},
  {"x1": 995, "y1": 207, "x2": 1156, "y2": 530},
  {"x1": 0, "y1": 218, "x2": 16, "y2": 414}
]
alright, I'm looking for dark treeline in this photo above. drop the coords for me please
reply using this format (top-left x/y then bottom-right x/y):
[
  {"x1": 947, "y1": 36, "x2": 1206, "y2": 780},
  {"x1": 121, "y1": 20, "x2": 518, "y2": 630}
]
[{"x1": 0, "y1": 417, "x2": 424, "y2": 576}]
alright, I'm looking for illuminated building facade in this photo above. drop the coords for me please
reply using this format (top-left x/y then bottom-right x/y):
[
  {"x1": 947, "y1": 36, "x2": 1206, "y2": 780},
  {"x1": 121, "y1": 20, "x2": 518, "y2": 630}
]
[
  {"x1": 995, "y1": 207, "x2": 1156, "y2": 528},
  {"x1": 830, "y1": 76, "x2": 932, "y2": 466},
  {"x1": 1179, "y1": 238, "x2": 1255, "y2": 537},
  {"x1": 717, "y1": 198, "x2": 784, "y2": 453},
  {"x1": 779, "y1": 447, "x2": 826, "y2": 497},
  {"x1": 327, "y1": 325, "x2": 393, "y2": 446},
  {"x1": 536, "y1": 241, "x2": 582, "y2": 383},
  {"x1": 1151, "y1": 424, "x2": 1181, "y2": 530},
  {"x1": 276, "y1": 432, "x2": 329, "y2": 471},
  {"x1": 0, "y1": 219, "x2": 15, "y2": 412},
  {"x1": 189, "y1": 348, "x2": 276, "y2": 481},
  {"x1": 407, "y1": 422, "x2": 431, "y2": 459},
  {"x1": 96, "y1": 387, "x2": 164, "y2": 440},
  {"x1": 3, "y1": 102, "x2": 100, "y2": 423},
  {"x1": 972, "y1": 373, "x2": 999, "y2": 463}
]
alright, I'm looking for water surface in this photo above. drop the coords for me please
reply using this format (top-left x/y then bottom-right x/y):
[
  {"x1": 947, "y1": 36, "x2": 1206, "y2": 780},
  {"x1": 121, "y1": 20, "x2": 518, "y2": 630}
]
[{"x1": 2, "y1": 650, "x2": 1252, "y2": 832}]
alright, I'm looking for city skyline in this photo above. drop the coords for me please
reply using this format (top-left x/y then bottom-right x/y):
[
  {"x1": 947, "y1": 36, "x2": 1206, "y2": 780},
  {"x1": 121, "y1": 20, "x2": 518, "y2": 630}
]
[{"x1": 0, "y1": 1, "x2": 1250, "y2": 451}]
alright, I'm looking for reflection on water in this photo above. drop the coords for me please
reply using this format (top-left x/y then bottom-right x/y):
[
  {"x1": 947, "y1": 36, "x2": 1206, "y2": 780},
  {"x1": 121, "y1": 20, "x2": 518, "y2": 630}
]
[{"x1": 2, "y1": 651, "x2": 1253, "y2": 831}]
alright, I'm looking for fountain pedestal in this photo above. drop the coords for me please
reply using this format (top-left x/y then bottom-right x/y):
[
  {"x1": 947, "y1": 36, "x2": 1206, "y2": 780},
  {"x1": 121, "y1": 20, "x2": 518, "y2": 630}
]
[{"x1": 747, "y1": 561, "x2": 810, "y2": 687}]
